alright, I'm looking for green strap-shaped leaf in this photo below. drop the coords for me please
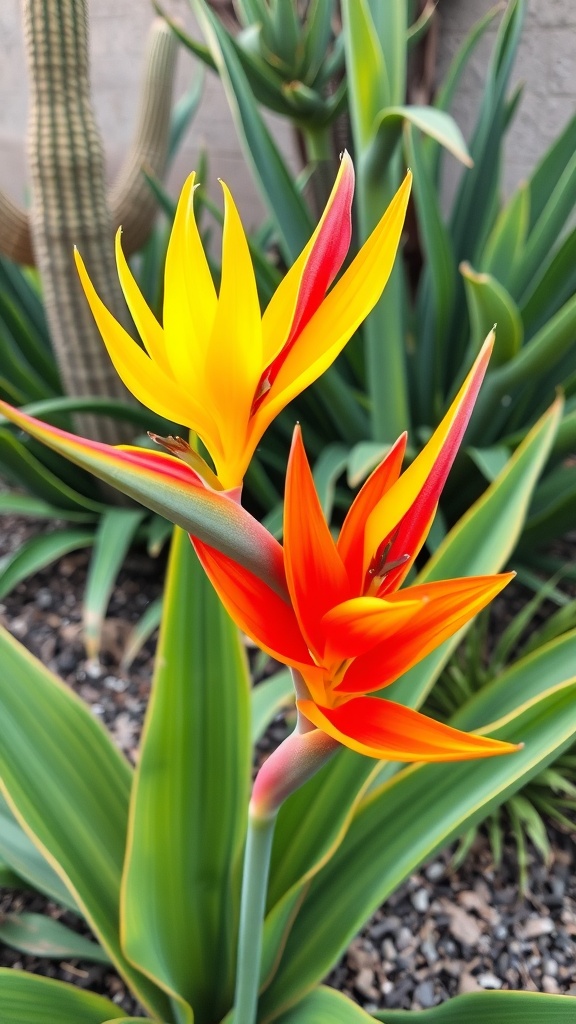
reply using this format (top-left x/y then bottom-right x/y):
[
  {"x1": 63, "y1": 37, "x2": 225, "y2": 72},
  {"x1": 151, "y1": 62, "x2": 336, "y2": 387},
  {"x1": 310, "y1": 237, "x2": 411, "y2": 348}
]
[
  {"x1": 0, "y1": 428, "x2": 103, "y2": 512},
  {"x1": 0, "y1": 913, "x2": 111, "y2": 964},
  {"x1": 510, "y1": 147, "x2": 576, "y2": 300},
  {"x1": 375, "y1": 107, "x2": 471, "y2": 168},
  {"x1": 83, "y1": 508, "x2": 144, "y2": 660},
  {"x1": 259, "y1": 679, "x2": 576, "y2": 1016},
  {"x1": 341, "y1": 0, "x2": 388, "y2": 146},
  {"x1": 527, "y1": 113, "x2": 576, "y2": 232},
  {"x1": 460, "y1": 263, "x2": 523, "y2": 367},
  {"x1": 252, "y1": 671, "x2": 294, "y2": 744},
  {"x1": 192, "y1": 0, "x2": 312, "y2": 263},
  {"x1": 0, "y1": 792, "x2": 78, "y2": 912},
  {"x1": 0, "y1": 628, "x2": 170, "y2": 1021},
  {"x1": 480, "y1": 183, "x2": 529, "y2": 290},
  {"x1": 406, "y1": 123, "x2": 456, "y2": 417},
  {"x1": 122, "y1": 529, "x2": 251, "y2": 1024},
  {"x1": 274, "y1": 985, "x2": 376, "y2": 1022},
  {"x1": 452, "y1": 627, "x2": 576, "y2": 731},
  {"x1": 520, "y1": 225, "x2": 576, "y2": 337},
  {"x1": 0, "y1": 529, "x2": 95, "y2": 601},
  {"x1": 0, "y1": 969, "x2": 127, "y2": 1024},
  {"x1": 372, "y1": 990, "x2": 576, "y2": 1022}
]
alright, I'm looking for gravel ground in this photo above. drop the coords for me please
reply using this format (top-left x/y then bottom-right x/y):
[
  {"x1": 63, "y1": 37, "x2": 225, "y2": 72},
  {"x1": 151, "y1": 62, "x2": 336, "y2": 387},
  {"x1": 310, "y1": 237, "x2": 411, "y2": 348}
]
[{"x1": 0, "y1": 517, "x2": 575, "y2": 1015}]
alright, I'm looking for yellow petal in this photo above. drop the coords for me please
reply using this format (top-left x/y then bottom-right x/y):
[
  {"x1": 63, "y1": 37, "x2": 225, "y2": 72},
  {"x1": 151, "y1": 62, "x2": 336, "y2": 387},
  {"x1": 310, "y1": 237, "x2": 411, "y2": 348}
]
[
  {"x1": 75, "y1": 248, "x2": 222, "y2": 446},
  {"x1": 115, "y1": 230, "x2": 171, "y2": 376},
  {"x1": 163, "y1": 173, "x2": 218, "y2": 384},
  {"x1": 203, "y1": 181, "x2": 263, "y2": 476}
]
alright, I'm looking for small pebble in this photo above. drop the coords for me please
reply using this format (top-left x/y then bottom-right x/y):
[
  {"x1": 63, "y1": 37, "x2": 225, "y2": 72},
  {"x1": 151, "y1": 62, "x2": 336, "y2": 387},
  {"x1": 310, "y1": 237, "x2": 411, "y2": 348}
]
[
  {"x1": 411, "y1": 888, "x2": 430, "y2": 913},
  {"x1": 414, "y1": 981, "x2": 436, "y2": 1008},
  {"x1": 478, "y1": 973, "x2": 503, "y2": 989}
]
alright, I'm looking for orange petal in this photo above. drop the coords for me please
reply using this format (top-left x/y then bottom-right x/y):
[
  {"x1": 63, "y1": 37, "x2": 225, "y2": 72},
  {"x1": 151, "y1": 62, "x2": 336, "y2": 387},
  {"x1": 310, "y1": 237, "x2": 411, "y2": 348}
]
[
  {"x1": 284, "y1": 426, "x2": 351, "y2": 658},
  {"x1": 337, "y1": 433, "x2": 407, "y2": 589},
  {"x1": 193, "y1": 539, "x2": 313, "y2": 671},
  {"x1": 337, "y1": 573, "x2": 514, "y2": 695},
  {"x1": 297, "y1": 696, "x2": 521, "y2": 761},
  {"x1": 321, "y1": 594, "x2": 424, "y2": 661},
  {"x1": 363, "y1": 335, "x2": 494, "y2": 583}
]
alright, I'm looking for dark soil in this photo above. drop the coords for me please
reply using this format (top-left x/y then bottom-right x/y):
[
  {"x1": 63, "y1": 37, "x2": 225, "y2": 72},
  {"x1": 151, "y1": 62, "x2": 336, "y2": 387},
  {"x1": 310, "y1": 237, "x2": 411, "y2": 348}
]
[{"x1": 0, "y1": 516, "x2": 574, "y2": 1015}]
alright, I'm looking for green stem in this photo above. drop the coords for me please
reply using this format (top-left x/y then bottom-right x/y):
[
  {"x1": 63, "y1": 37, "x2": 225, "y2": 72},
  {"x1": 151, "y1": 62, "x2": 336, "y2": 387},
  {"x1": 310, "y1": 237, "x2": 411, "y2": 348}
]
[
  {"x1": 302, "y1": 125, "x2": 334, "y2": 218},
  {"x1": 233, "y1": 809, "x2": 277, "y2": 1024}
]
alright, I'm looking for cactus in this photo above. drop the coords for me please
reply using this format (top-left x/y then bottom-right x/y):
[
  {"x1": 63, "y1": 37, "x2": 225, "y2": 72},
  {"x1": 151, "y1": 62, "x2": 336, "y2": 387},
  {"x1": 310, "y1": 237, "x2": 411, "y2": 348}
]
[{"x1": 0, "y1": 4, "x2": 177, "y2": 444}]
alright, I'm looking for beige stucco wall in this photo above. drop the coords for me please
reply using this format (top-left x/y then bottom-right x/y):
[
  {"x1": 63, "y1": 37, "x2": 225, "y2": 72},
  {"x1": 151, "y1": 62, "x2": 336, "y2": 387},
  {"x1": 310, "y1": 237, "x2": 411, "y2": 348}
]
[{"x1": 0, "y1": 1, "x2": 574, "y2": 229}]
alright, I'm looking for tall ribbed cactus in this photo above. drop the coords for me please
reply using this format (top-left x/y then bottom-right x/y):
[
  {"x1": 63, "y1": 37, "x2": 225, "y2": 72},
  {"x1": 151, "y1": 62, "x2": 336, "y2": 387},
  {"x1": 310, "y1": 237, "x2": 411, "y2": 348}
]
[{"x1": 0, "y1": 4, "x2": 177, "y2": 444}]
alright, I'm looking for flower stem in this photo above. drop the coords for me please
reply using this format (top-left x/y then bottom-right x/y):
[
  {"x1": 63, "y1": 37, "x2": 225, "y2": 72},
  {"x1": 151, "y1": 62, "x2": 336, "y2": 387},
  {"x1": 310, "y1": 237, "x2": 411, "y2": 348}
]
[{"x1": 233, "y1": 807, "x2": 277, "y2": 1024}]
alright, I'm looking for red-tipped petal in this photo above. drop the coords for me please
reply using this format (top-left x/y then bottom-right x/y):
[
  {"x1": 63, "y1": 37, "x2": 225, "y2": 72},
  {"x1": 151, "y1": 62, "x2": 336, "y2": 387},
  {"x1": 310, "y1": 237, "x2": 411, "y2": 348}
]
[
  {"x1": 364, "y1": 335, "x2": 494, "y2": 584},
  {"x1": 285, "y1": 426, "x2": 351, "y2": 657},
  {"x1": 338, "y1": 573, "x2": 514, "y2": 695},
  {"x1": 260, "y1": 152, "x2": 354, "y2": 374},
  {"x1": 194, "y1": 539, "x2": 313, "y2": 671},
  {"x1": 337, "y1": 433, "x2": 407, "y2": 589},
  {"x1": 297, "y1": 696, "x2": 521, "y2": 761}
]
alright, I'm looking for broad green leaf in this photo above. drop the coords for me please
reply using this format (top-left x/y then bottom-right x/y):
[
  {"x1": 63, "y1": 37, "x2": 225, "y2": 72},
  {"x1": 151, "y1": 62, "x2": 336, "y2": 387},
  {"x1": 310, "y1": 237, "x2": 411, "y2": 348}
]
[
  {"x1": 520, "y1": 464, "x2": 576, "y2": 548},
  {"x1": 0, "y1": 792, "x2": 78, "y2": 912},
  {"x1": 347, "y1": 442, "x2": 391, "y2": 488},
  {"x1": 274, "y1": 986, "x2": 375, "y2": 1022},
  {"x1": 467, "y1": 445, "x2": 510, "y2": 482},
  {"x1": 527, "y1": 113, "x2": 576, "y2": 231},
  {"x1": 373, "y1": 991, "x2": 576, "y2": 1022},
  {"x1": 0, "y1": 529, "x2": 94, "y2": 601},
  {"x1": 313, "y1": 444, "x2": 348, "y2": 520},
  {"x1": 192, "y1": 0, "x2": 312, "y2": 262},
  {"x1": 0, "y1": 969, "x2": 126, "y2": 1023},
  {"x1": 510, "y1": 147, "x2": 576, "y2": 300},
  {"x1": 0, "y1": 401, "x2": 286, "y2": 596},
  {"x1": 0, "y1": 861, "x2": 21, "y2": 887},
  {"x1": 460, "y1": 263, "x2": 523, "y2": 366},
  {"x1": 0, "y1": 913, "x2": 111, "y2": 963},
  {"x1": 480, "y1": 183, "x2": 529, "y2": 290},
  {"x1": 0, "y1": 491, "x2": 95, "y2": 521},
  {"x1": 341, "y1": 0, "x2": 388, "y2": 145},
  {"x1": 0, "y1": 428, "x2": 103, "y2": 512},
  {"x1": 449, "y1": 0, "x2": 524, "y2": 267},
  {"x1": 252, "y1": 671, "x2": 294, "y2": 744},
  {"x1": 122, "y1": 529, "x2": 251, "y2": 1024},
  {"x1": 473, "y1": 293, "x2": 576, "y2": 435},
  {"x1": 0, "y1": 627, "x2": 170, "y2": 1021},
  {"x1": 0, "y1": 289, "x2": 60, "y2": 393},
  {"x1": 367, "y1": 0, "x2": 406, "y2": 106},
  {"x1": 83, "y1": 508, "x2": 144, "y2": 660},
  {"x1": 520, "y1": 226, "x2": 576, "y2": 337},
  {"x1": 452, "y1": 626, "x2": 576, "y2": 734},
  {"x1": 259, "y1": 680, "x2": 576, "y2": 1016},
  {"x1": 407, "y1": 124, "x2": 456, "y2": 414},
  {"x1": 8, "y1": 395, "x2": 176, "y2": 435},
  {"x1": 385, "y1": 398, "x2": 561, "y2": 711},
  {"x1": 375, "y1": 107, "x2": 472, "y2": 167}
]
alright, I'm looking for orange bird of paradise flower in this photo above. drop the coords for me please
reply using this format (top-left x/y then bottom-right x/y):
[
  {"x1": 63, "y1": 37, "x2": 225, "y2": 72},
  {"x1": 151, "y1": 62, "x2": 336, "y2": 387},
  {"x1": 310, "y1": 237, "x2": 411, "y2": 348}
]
[
  {"x1": 74, "y1": 152, "x2": 412, "y2": 492},
  {"x1": 194, "y1": 336, "x2": 520, "y2": 763}
]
